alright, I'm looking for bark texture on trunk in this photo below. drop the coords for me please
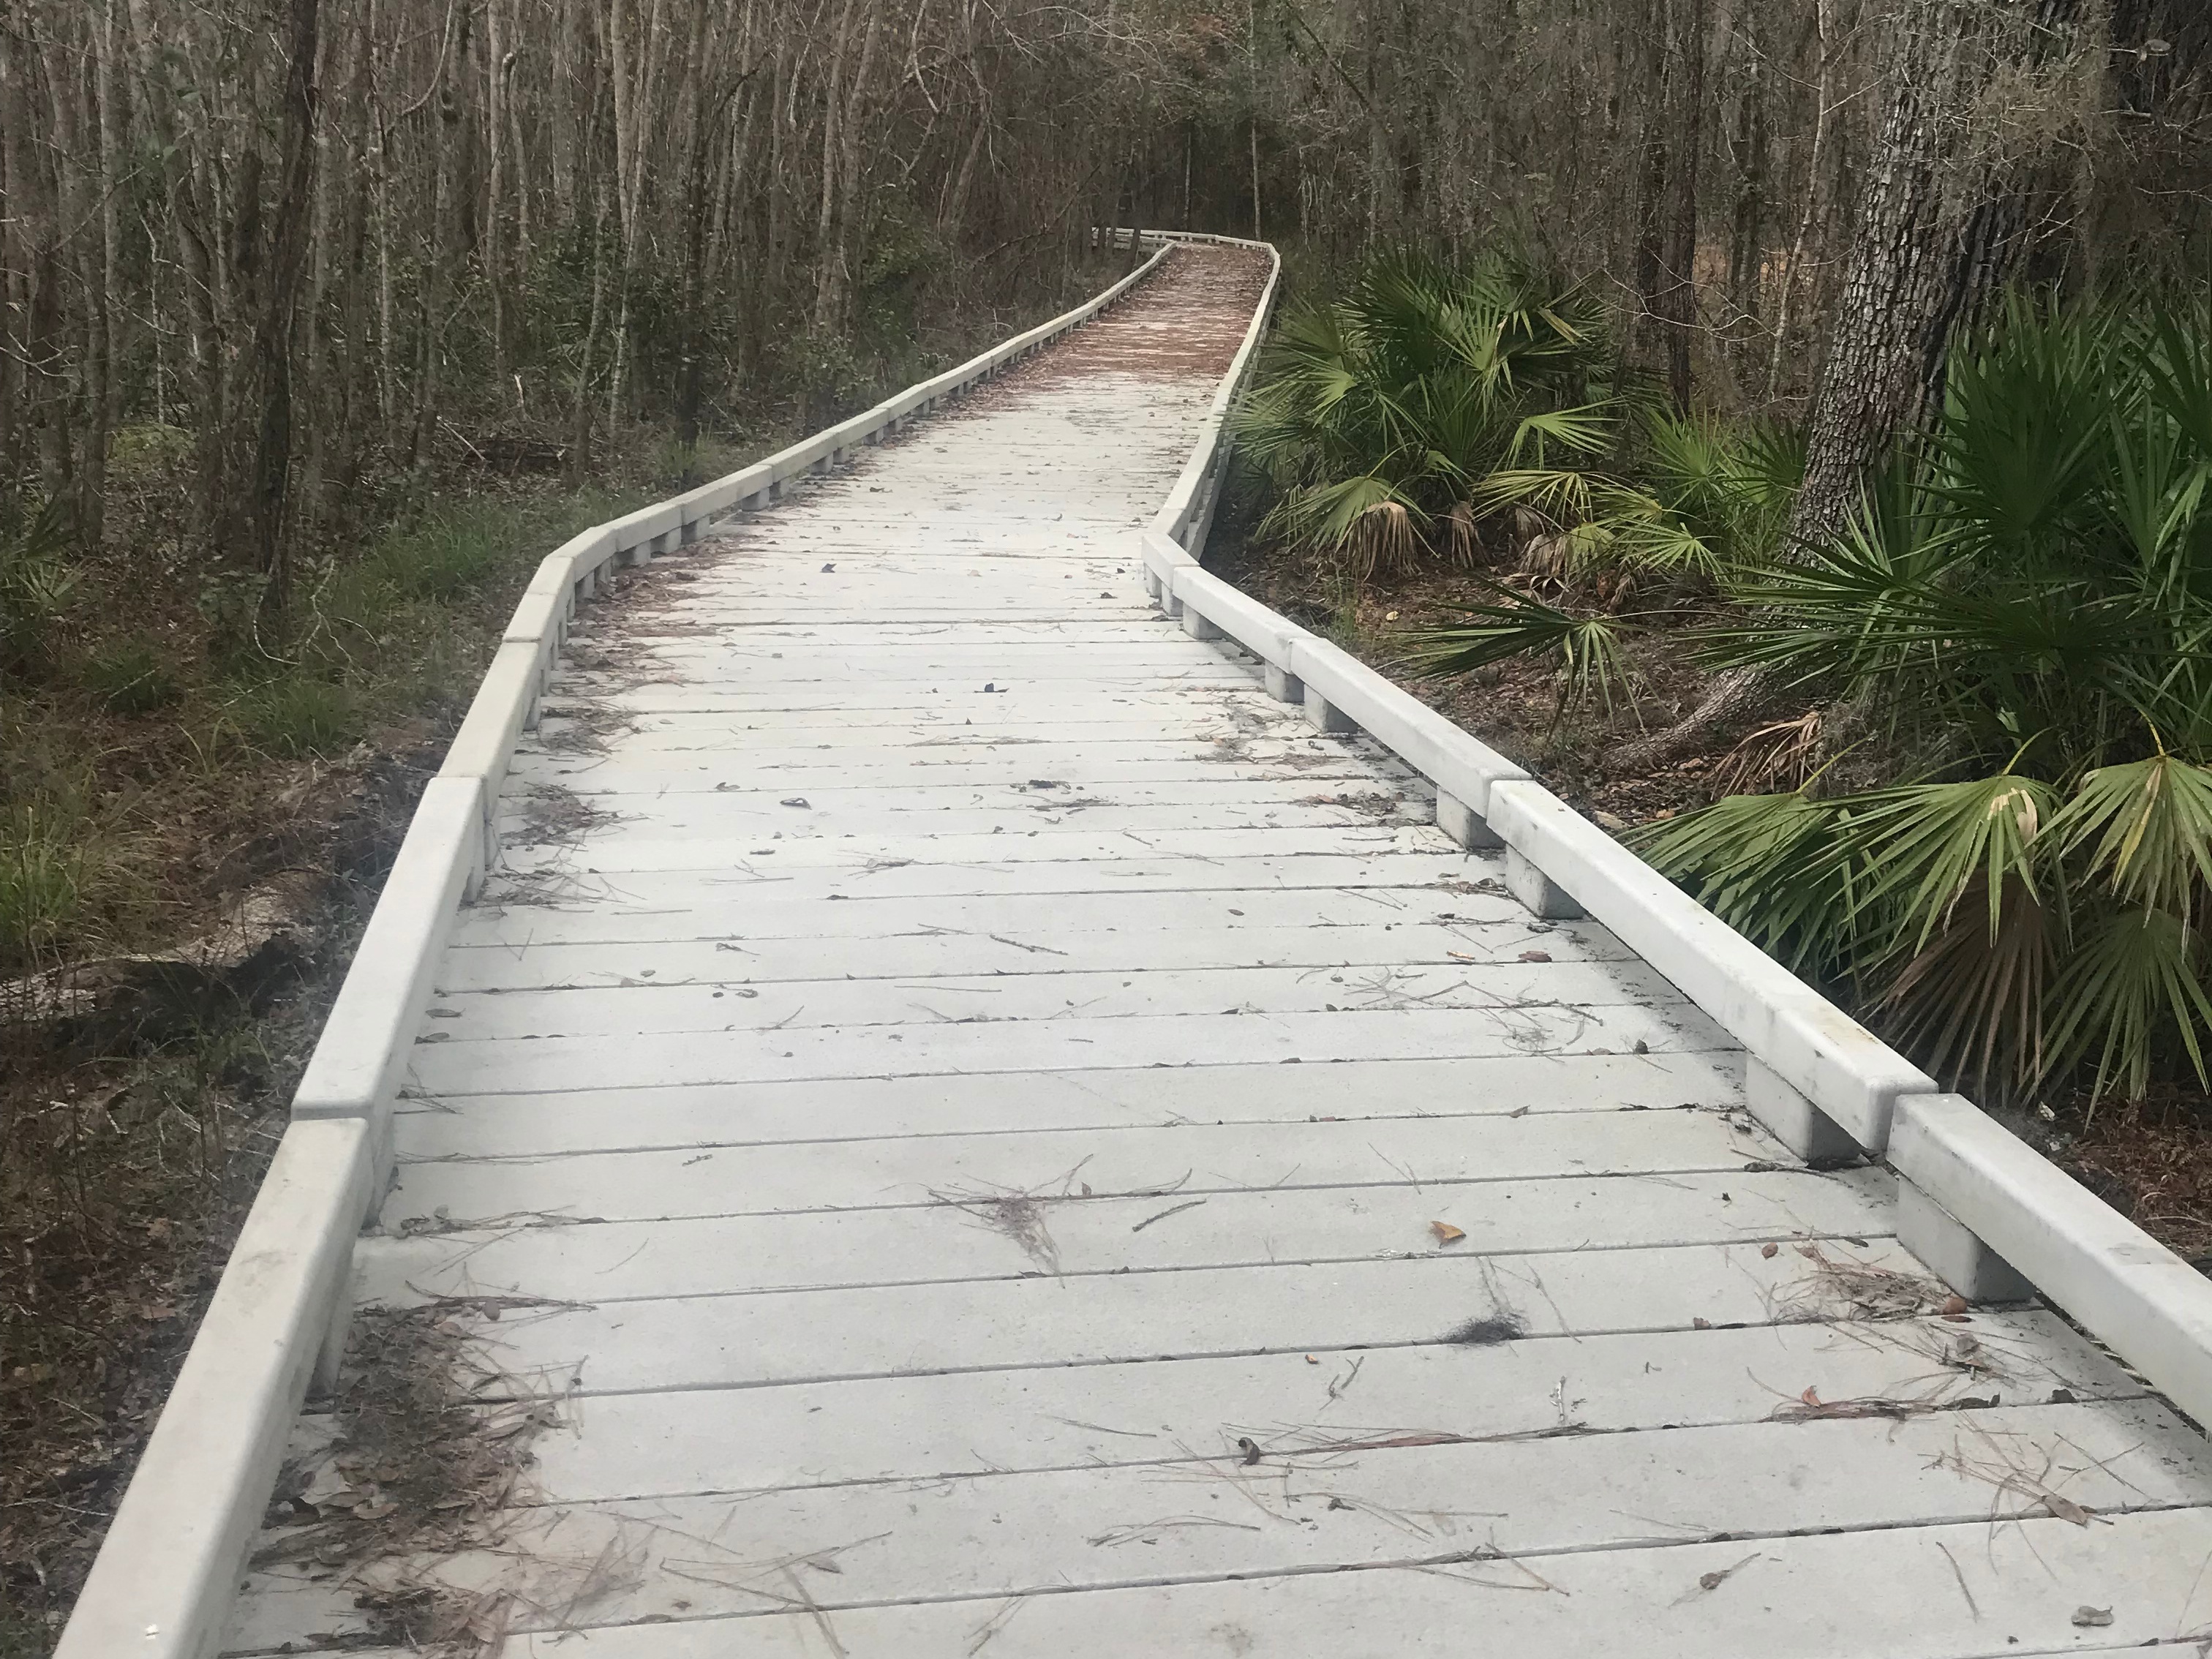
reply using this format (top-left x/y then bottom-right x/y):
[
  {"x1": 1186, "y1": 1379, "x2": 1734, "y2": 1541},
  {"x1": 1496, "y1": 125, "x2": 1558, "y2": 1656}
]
[
  {"x1": 249, "y1": 0, "x2": 322, "y2": 617},
  {"x1": 1625, "y1": 0, "x2": 2087, "y2": 770},
  {"x1": 1784, "y1": 0, "x2": 2085, "y2": 557}
]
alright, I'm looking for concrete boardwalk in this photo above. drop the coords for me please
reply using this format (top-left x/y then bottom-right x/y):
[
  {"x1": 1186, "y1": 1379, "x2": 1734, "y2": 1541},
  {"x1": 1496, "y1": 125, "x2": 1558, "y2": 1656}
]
[{"x1": 227, "y1": 249, "x2": 2212, "y2": 1657}]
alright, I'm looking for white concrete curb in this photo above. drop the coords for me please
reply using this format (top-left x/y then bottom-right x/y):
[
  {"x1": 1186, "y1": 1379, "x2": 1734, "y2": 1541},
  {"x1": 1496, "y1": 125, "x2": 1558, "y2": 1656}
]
[
  {"x1": 1889, "y1": 1094, "x2": 2212, "y2": 1427},
  {"x1": 440, "y1": 640, "x2": 549, "y2": 857},
  {"x1": 1482, "y1": 780, "x2": 1934, "y2": 1151},
  {"x1": 1143, "y1": 236, "x2": 2212, "y2": 1433},
  {"x1": 290, "y1": 775, "x2": 485, "y2": 1186},
  {"x1": 56, "y1": 238, "x2": 1195, "y2": 1659},
  {"x1": 53, "y1": 1119, "x2": 373, "y2": 1659}
]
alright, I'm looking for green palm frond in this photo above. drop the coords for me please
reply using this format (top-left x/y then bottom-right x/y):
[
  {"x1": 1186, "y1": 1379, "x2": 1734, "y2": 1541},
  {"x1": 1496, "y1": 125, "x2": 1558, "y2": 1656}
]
[
  {"x1": 1508, "y1": 402, "x2": 1617, "y2": 464},
  {"x1": 2045, "y1": 904, "x2": 2212, "y2": 1102},
  {"x1": 1230, "y1": 244, "x2": 1620, "y2": 570},
  {"x1": 1263, "y1": 472, "x2": 1430, "y2": 551},
  {"x1": 2055, "y1": 753, "x2": 2212, "y2": 923},
  {"x1": 1825, "y1": 773, "x2": 2060, "y2": 957},
  {"x1": 1402, "y1": 589, "x2": 1637, "y2": 721},
  {"x1": 1883, "y1": 871, "x2": 2055, "y2": 1096},
  {"x1": 1633, "y1": 791, "x2": 1854, "y2": 977},
  {"x1": 1471, "y1": 467, "x2": 1597, "y2": 524}
]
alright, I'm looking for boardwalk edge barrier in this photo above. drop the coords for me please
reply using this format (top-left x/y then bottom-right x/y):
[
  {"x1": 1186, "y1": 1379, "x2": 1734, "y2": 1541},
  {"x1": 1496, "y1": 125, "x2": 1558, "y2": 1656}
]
[
  {"x1": 55, "y1": 236, "x2": 1183, "y2": 1659},
  {"x1": 1138, "y1": 234, "x2": 2212, "y2": 1436}
]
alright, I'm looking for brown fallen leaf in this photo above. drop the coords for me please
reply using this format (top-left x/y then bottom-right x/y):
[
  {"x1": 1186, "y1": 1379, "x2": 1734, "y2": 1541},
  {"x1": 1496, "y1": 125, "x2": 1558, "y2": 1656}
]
[
  {"x1": 1693, "y1": 1317, "x2": 1713, "y2": 1329},
  {"x1": 1760, "y1": 1242, "x2": 1780, "y2": 1259},
  {"x1": 2042, "y1": 1494, "x2": 2098, "y2": 1527},
  {"x1": 1800, "y1": 1386, "x2": 1821, "y2": 1407},
  {"x1": 1940, "y1": 1293, "x2": 1969, "y2": 1315},
  {"x1": 1431, "y1": 1221, "x2": 1467, "y2": 1245},
  {"x1": 2071, "y1": 1606, "x2": 2114, "y2": 1628},
  {"x1": 1518, "y1": 949, "x2": 1553, "y2": 963},
  {"x1": 1696, "y1": 1553, "x2": 1761, "y2": 1593}
]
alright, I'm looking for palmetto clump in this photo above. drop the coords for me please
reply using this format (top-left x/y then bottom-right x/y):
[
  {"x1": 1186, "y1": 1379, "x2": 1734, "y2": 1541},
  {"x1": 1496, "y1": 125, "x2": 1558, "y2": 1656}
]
[
  {"x1": 1230, "y1": 249, "x2": 1618, "y2": 577},
  {"x1": 1641, "y1": 296, "x2": 2212, "y2": 1105}
]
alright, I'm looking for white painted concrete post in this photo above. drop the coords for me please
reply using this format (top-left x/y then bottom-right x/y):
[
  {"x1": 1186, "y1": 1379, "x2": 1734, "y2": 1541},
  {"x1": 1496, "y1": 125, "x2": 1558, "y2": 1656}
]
[
  {"x1": 310, "y1": 1276, "x2": 354, "y2": 1399},
  {"x1": 1505, "y1": 845, "x2": 1584, "y2": 919},
  {"x1": 1263, "y1": 663, "x2": 1304, "y2": 704},
  {"x1": 1304, "y1": 685, "x2": 1358, "y2": 734},
  {"x1": 1165, "y1": 595, "x2": 1185, "y2": 620},
  {"x1": 1182, "y1": 607, "x2": 1222, "y2": 642},
  {"x1": 1743, "y1": 1056, "x2": 1861, "y2": 1165},
  {"x1": 1894, "y1": 1178, "x2": 2036, "y2": 1303},
  {"x1": 1435, "y1": 789, "x2": 1502, "y2": 851}
]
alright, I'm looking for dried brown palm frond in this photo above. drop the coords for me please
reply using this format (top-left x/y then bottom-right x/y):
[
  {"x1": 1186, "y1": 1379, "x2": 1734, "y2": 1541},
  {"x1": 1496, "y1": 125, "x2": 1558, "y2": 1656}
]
[
  {"x1": 1519, "y1": 529, "x2": 1576, "y2": 582},
  {"x1": 1348, "y1": 498, "x2": 1420, "y2": 579},
  {"x1": 1715, "y1": 710, "x2": 1824, "y2": 795},
  {"x1": 1442, "y1": 500, "x2": 1483, "y2": 565}
]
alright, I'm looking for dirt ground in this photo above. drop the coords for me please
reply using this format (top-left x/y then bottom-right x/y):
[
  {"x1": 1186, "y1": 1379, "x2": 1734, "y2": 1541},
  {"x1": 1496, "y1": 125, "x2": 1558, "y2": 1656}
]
[
  {"x1": 0, "y1": 732, "x2": 445, "y2": 1651},
  {"x1": 1203, "y1": 470, "x2": 2212, "y2": 1271}
]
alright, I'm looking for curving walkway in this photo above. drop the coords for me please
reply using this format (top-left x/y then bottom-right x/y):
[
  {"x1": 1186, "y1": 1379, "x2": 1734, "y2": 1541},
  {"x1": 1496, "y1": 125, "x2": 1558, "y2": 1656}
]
[{"x1": 225, "y1": 247, "x2": 2212, "y2": 1658}]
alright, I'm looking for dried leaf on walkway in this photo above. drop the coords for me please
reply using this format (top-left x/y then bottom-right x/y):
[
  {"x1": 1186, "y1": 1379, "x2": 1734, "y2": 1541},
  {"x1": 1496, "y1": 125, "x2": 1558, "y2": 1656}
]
[{"x1": 1431, "y1": 1221, "x2": 1467, "y2": 1244}]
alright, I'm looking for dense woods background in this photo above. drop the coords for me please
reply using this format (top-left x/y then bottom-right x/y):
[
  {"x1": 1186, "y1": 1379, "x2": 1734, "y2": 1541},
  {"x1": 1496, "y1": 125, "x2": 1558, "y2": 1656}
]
[
  {"x1": 3, "y1": 0, "x2": 2210, "y2": 1642},
  {"x1": 1, "y1": 0, "x2": 2206, "y2": 612}
]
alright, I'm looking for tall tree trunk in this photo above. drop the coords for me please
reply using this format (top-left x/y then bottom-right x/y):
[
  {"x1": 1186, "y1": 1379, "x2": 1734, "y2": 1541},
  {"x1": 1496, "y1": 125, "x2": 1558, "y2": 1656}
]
[
  {"x1": 486, "y1": 0, "x2": 511, "y2": 383},
  {"x1": 1636, "y1": 0, "x2": 1709, "y2": 407},
  {"x1": 1725, "y1": 4, "x2": 1769, "y2": 362},
  {"x1": 1765, "y1": 0, "x2": 1835, "y2": 399},
  {"x1": 1, "y1": 19, "x2": 71, "y2": 508},
  {"x1": 1624, "y1": 0, "x2": 2088, "y2": 768},
  {"x1": 1786, "y1": 0, "x2": 2085, "y2": 557},
  {"x1": 674, "y1": 0, "x2": 712, "y2": 476},
  {"x1": 249, "y1": 0, "x2": 321, "y2": 619}
]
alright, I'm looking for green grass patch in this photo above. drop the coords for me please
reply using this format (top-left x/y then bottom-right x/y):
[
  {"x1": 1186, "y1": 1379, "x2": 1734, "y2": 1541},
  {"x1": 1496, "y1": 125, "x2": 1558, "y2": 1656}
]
[
  {"x1": 233, "y1": 674, "x2": 360, "y2": 758},
  {"x1": 0, "y1": 805, "x2": 91, "y2": 977},
  {"x1": 79, "y1": 642, "x2": 181, "y2": 715}
]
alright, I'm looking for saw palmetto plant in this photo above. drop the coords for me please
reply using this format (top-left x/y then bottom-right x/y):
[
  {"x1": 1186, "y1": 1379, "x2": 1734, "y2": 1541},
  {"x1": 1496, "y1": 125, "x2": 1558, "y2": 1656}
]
[
  {"x1": 1230, "y1": 249, "x2": 1619, "y2": 574},
  {"x1": 1402, "y1": 406, "x2": 1803, "y2": 715},
  {"x1": 1637, "y1": 296, "x2": 2212, "y2": 1105}
]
